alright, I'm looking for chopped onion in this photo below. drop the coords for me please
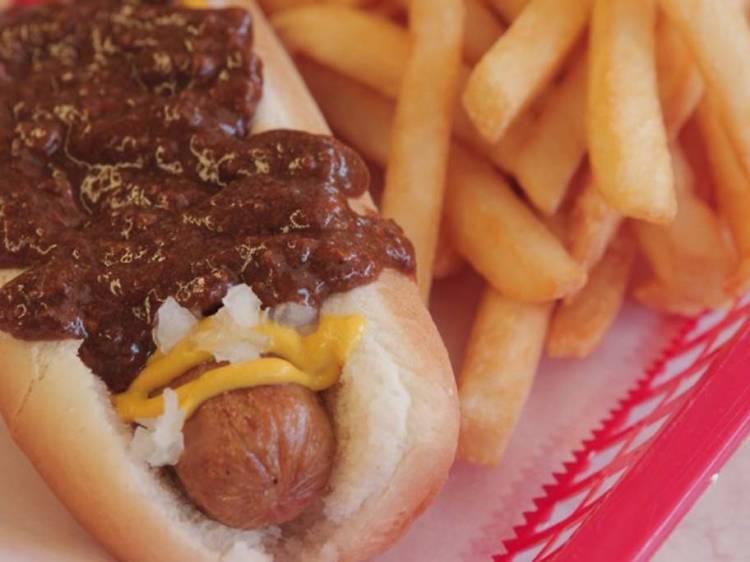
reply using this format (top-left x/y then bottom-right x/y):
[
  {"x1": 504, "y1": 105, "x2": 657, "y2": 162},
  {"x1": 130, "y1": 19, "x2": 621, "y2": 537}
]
[
  {"x1": 153, "y1": 298, "x2": 197, "y2": 353},
  {"x1": 128, "y1": 389, "x2": 185, "y2": 467},
  {"x1": 193, "y1": 284, "x2": 269, "y2": 362},
  {"x1": 193, "y1": 309, "x2": 268, "y2": 363},
  {"x1": 222, "y1": 284, "x2": 264, "y2": 328},
  {"x1": 154, "y1": 285, "x2": 320, "y2": 367},
  {"x1": 272, "y1": 302, "x2": 318, "y2": 328}
]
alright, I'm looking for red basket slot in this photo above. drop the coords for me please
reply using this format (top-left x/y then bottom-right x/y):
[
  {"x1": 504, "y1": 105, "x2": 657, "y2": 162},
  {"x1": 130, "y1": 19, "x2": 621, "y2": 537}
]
[{"x1": 497, "y1": 300, "x2": 750, "y2": 562}]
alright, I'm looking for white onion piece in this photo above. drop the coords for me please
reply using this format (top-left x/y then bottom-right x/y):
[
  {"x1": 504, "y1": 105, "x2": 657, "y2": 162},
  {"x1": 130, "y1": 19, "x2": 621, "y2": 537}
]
[
  {"x1": 153, "y1": 297, "x2": 198, "y2": 354},
  {"x1": 128, "y1": 389, "x2": 185, "y2": 467},
  {"x1": 272, "y1": 302, "x2": 318, "y2": 328},
  {"x1": 153, "y1": 285, "x2": 320, "y2": 367},
  {"x1": 222, "y1": 284, "x2": 265, "y2": 328},
  {"x1": 193, "y1": 284, "x2": 269, "y2": 363},
  {"x1": 193, "y1": 309, "x2": 269, "y2": 364}
]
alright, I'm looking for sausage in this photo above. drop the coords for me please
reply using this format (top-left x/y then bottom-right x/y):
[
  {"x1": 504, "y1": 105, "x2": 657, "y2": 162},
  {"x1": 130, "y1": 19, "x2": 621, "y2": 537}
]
[{"x1": 174, "y1": 384, "x2": 336, "y2": 529}]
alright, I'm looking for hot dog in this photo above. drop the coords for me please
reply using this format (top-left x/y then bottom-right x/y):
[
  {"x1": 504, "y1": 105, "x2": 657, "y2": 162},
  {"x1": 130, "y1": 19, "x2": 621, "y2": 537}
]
[{"x1": 0, "y1": 1, "x2": 459, "y2": 561}]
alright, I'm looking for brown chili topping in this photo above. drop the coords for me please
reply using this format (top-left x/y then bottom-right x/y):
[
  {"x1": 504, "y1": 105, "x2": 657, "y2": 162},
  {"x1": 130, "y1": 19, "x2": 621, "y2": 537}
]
[{"x1": 0, "y1": 0, "x2": 415, "y2": 392}]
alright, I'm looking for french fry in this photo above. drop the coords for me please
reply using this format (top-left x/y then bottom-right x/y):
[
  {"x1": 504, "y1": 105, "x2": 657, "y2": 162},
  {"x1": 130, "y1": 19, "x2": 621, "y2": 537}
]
[
  {"x1": 382, "y1": 0, "x2": 464, "y2": 300},
  {"x1": 297, "y1": 63, "x2": 584, "y2": 296},
  {"x1": 472, "y1": 47, "x2": 587, "y2": 214},
  {"x1": 446, "y1": 144, "x2": 586, "y2": 302},
  {"x1": 661, "y1": 0, "x2": 750, "y2": 180},
  {"x1": 296, "y1": 31, "x2": 584, "y2": 299},
  {"x1": 732, "y1": 261, "x2": 750, "y2": 293},
  {"x1": 633, "y1": 281, "x2": 707, "y2": 317},
  {"x1": 259, "y1": 0, "x2": 374, "y2": 13},
  {"x1": 679, "y1": 112, "x2": 716, "y2": 206},
  {"x1": 272, "y1": 7, "x2": 484, "y2": 152},
  {"x1": 543, "y1": 212, "x2": 568, "y2": 242},
  {"x1": 257, "y1": 0, "x2": 307, "y2": 12},
  {"x1": 588, "y1": 0, "x2": 675, "y2": 223},
  {"x1": 491, "y1": 41, "x2": 668, "y2": 218},
  {"x1": 567, "y1": 170, "x2": 623, "y2": 271},
  {"x1": 458, "y1": 288, "x2": 552, "y2": 466},
  {"x1": 273, "y1": 4, "x2": 578, "y2": 212},
  {"x1": 462, "y1": 0, "x2": 591, "y2": 143},
  {"x1": 656, "y1": 17, "x2": 704, "y2": 140},
  {"x1": 463, "y1": 0, "x2": 506, "y2": 64},
  {"x1": 297, "y1": 58, "x2": 393, "y2": 167},
  {"x1": 486, "y1": 0, "x2": 530, "y2": 23},
  {"x1": 547, "y1": 229, "x2": 635, "y2": 358},
  {"x1": 296, "y1": 64, "x2": 584, "y2": 295},
  {"x1": 510, "y1": 48, "x2": 588, "y2": 215},
  {"x1": 695, "y1": 98, "x2": 750, "y2": 291},
  {"x1": 367, "y1": 0, "x2": 404, "y2": 18},
  {"x1": 271, "y1": 5, "x2": 409, "y2": 98},
  {"x1": 368, "y1": 0, "x2": 503, "y2": 64},
  {"x1": 434, "y1": 226, "x2": 466, "y2": 279},
  {"x1": 633, "y1": 144, "x2": 736, "y2": 309}
]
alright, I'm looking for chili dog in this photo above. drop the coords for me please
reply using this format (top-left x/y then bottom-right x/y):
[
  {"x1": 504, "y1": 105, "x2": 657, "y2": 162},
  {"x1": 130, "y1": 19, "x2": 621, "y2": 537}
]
[{"x1": 0, "y1": 1, "x2": 459, "y2": 561}]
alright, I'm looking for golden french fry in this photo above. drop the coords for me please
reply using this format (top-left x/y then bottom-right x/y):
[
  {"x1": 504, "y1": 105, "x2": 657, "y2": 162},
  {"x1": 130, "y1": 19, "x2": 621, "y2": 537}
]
[
  {"x1": 271, "y1": 5, "x2": 408, "y2": 98},
  {"x1": 567, "y1": 171, "x2": 624, "y2": 271},
  {"x1": 656, "y1": 17, "x2": 704, "y2": 140},
  {"x1": 458, "y1": 287, "x2": 551, "y2": 466},
  {"x1": 367, "y1": 1, "x2": 404, "y2": 17},
  {"x1": 669, "y1": 137, "x2": 698, "y2": 193},
  {"x1": 257, "y1": 0, "x2": 305, "y2": 12},
  {"x1": 633, "y1": 144, "x2": 736, "y2": 309},
  {"x1": 679, "y1": 112, "x2": 716, "y2": 205},
  {"x1": 434, "y1": 226, "x2": 466, "y2": 279},
  {"x1": 695, "y1": 99, "x2": 750, "y2": 254},
  {"x1": 695, "y1": 98, "x2": 750, "y2": 291},
  {"x1": 460, "y1": 53, "x2": 584, "y2": 196},
  {"x1": 486, "y1": 0, "x2": 530, "y2": 23},
  {"x1": 471, "y1": 93, "x2": 534, "y2": 171},
  {"x1": 543, "y1": 212, "x2": 568, "y2": 242},
  {"x1": 661, "y1": 0, "x2": 750, "y2": 180},
  {"x1": 498, "y1": 33, "x2": 682, "y2": 217},
  {"x1": 463, "y1": 0, "x2": 506, "y2": 64},
  {"x1": 633, "y1": 280, "x2": 707, "y2": 317},
  {"x1": 588, "y1": 0, "x2": 675, "y2": 223},
  {"x1": 272, "y1": 7, "x2": 483, "y2": 152},
  {"x1": 446, "y1": 145, "x2": 586, "y2": 302},
  {"x1": 259, "y1": 0, "x2": 375, "y2": 12},
  {"x1": 297, "y1": 59, "x2": 393, "y2": 167},
  {"x1": 732, "y1": 259, "x2": 750, "y2": 293},
  {"x1": 462, "y1": 0, "x2": 591, "y2": 143},
  {"x1": 382, "y1": 0, "x2": 465, "y2": 300},
  {"x1": 510, "y1": 48, "x2": 588, "y2": 215},
  {"x1": 297, "y1": 57, "x2": 587, "y2": 299},
  {"x1": 367, "y1": 0, "x2": 503, "y2": 63},
  {"x1": 547, "y1": 229, "x2": 635, "y2": 358},
  {"x1": 296, "y1": 65, "x2": 583, "y2": 297},
  {"x1": 273, "y1": 4, "x2": 577, "y2": 214}
]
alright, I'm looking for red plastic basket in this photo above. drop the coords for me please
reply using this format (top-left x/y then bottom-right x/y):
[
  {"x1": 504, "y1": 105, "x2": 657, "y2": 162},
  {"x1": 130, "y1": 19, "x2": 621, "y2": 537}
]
[
  {"x1": 6, "y1": 1, "x2": 750, "y2": 560},
  {"x1": 496, "y1": 295, "x2": 750, "y2": 561}
]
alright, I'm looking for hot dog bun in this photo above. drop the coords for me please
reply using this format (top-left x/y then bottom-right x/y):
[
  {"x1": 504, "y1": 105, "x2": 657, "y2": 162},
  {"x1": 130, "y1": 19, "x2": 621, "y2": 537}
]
[{"x1": 0, "y1": 2, "x2": 459, "y2": 562}]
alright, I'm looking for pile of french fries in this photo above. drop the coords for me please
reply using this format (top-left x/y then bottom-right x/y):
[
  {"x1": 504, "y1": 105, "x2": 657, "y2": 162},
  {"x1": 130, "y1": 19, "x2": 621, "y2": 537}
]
[{"x1": 261, "y1": 0, "x2": 750, "y2": 466}]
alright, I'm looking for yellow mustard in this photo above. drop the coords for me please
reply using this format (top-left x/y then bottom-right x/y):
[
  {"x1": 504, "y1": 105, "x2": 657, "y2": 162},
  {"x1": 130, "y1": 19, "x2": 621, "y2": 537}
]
[
  {"x1": 114, "y1": 314, "x2": 365, "y2": 422},
  {"x1": 181, "y1": 0, "x2": 209, "y2": 9}
]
